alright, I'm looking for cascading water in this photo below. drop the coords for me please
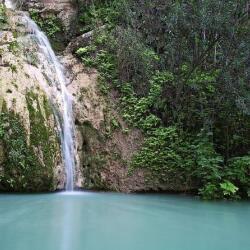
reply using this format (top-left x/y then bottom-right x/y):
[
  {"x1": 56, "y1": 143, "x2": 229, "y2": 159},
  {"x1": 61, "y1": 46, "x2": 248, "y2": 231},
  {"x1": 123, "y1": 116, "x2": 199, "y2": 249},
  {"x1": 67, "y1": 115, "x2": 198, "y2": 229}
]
[
  {"x1": 5, "y1": 0, "x2": 14, "y2": 9},
  {"x1": 5, "y1": 0, "x2": 75, "y2": 191}
]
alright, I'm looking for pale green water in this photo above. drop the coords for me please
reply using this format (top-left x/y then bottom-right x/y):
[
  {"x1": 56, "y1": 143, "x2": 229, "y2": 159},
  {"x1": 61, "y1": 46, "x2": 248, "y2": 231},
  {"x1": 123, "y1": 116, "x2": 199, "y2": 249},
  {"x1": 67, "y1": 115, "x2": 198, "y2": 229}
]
[{"x1": 0, "y1": 192, "x2": 249, "y2": 250}]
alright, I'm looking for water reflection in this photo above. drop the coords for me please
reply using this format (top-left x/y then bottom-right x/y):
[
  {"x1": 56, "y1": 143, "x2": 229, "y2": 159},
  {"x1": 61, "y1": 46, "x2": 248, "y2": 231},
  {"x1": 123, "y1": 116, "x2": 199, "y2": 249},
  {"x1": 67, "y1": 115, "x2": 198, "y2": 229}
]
[{"x1": 60, "y1": 195, "x2": 73, "y2": 250}]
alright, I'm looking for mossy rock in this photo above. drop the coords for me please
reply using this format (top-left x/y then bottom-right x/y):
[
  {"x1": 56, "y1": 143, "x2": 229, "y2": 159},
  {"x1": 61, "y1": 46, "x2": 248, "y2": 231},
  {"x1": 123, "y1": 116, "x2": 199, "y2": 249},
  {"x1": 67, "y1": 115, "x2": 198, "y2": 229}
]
[
  {"x1": 78, "y1": 121, "x2": 109, "y2": 190},
  {"x1": 0, "y1": 93, "x2": 60, "y2": 192}
]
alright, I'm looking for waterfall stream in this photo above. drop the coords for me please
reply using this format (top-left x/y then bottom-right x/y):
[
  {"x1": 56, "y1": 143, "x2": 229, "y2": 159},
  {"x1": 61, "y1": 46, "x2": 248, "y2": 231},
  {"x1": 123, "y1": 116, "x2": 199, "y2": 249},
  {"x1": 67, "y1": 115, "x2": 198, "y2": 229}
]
[{"x1": 5, "y1": 0, "x2": 75, "y2": 191}]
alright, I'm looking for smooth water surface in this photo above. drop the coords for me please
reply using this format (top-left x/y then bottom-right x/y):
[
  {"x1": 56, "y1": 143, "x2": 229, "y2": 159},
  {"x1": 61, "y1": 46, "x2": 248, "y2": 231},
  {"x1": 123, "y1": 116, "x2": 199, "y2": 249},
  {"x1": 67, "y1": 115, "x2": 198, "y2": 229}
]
[{"x1": 0, "y1": 192, "x2": 249, "y2": 250}]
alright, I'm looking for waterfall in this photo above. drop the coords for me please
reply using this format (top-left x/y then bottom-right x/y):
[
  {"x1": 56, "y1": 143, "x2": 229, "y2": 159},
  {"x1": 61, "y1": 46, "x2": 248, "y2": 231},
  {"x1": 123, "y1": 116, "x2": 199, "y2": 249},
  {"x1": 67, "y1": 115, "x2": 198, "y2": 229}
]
[
  {"x1": 5, "y1": 0, "x2": 14, "y2": 9},
  {"x1": 5, "y1": 0, "x2": 75, "y2": 191}
]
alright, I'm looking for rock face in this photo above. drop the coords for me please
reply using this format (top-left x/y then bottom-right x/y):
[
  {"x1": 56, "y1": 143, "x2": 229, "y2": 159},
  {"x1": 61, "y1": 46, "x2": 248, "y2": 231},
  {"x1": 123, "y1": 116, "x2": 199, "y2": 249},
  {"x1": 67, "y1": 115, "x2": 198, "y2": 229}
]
[
  {"x1": 63, "y1": 54, "x2": 147, "y2": 192},
  {"x1": 0, "y1": 7, "x2": 64, "y2": 191}
]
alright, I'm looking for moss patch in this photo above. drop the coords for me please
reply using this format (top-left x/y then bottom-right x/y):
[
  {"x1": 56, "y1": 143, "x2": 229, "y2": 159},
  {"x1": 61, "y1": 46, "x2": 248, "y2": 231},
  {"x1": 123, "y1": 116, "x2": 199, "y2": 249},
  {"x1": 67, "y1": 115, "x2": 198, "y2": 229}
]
[
  {"x1": 0, "y1": 110, "x2": 53, "y2": 191},
  {"x1": 26, "y1": 91, "x2": 58, "y2": 173},
  {"x1": 78, "y1": 121, "x2": 109, "y2": 190},
  {"x1": 0, "y1": 93, "x2": 59, "y2": 192}
]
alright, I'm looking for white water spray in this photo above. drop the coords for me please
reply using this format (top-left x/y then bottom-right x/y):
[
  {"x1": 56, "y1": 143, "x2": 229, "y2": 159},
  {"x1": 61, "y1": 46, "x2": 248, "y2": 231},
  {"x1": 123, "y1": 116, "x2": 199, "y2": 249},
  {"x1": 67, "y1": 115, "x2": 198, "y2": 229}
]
[{"x1": 5, "y1": 0, "x2": 75, "y2": 191}]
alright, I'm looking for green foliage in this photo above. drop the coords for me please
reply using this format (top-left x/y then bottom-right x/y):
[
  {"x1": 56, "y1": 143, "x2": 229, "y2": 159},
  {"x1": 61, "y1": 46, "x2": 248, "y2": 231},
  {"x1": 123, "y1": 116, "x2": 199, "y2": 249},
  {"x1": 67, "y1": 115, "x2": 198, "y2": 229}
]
[
  {"x1": 0, "y1": 4, "x2": 7, "y2": 26},
  {"x1": 26, "y1": 92, "x2": 57, "y2": 171},
  {"x1": 76, "y1": 0, "x2": 250, "y2": 199},
  {"x1": 131, "y1": 127, "x2": 225, "y2": 196},
  {"x1": 29, "y1": 10, "x2": 65, "y2": 50},
  {"x1": 0, "y1": 123, "x2": 4, "y2": 138},
  {"x1": 9, "y1": 64, "x2": 17, "y2": 73},
  {"x1": 114, "y1": 28, "x2": 160, "y2": 93},
  {"x1": 220, "y1": 181, "x2": 239, "y2": 197},
  {"x1": 199, "y1": 183, "x2": 221, "y2": 200},
  {"x1": 192, "y1": 133, "x2": 223, "y2": 183},
  {"x1": 76, "y1": 46, "x2": 96, "y2": 57},
  {"x1": 119, "y1": 71, "x2": 173, "y2": 131},
  {"x1": 8, "y1": 40, "x2": 19, "y2": 54},
  {"x1": 76, "y1": 45, "x2": 97, "y2": 67},
  {"x1": 29, "y1": 10, "x2": 62, "y2": 38},
  {"x1": 131, "y1": 127, "x2": 192, "y2": 184},
  {"x1": 78, "y1": 0, "x2": 120, "y2": 33},
  {"x1": 110, "y1": 117, "x2": 120, "y2": 130},
  {"x1": 199, "y1": 181, "x2": 239, "y2": 200},
  {"x1": 78, "y1": 122, "x2": 109, "y2": 190},
  {"x1": 0, "y1": 94, "x2": 58, "y2": 192},
  {"x1": 0, "y1": 111, "x2": 54, "y2": 192},
  {"x1": 226, "y1": 156, "x2": 250, "y2": 197}
]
